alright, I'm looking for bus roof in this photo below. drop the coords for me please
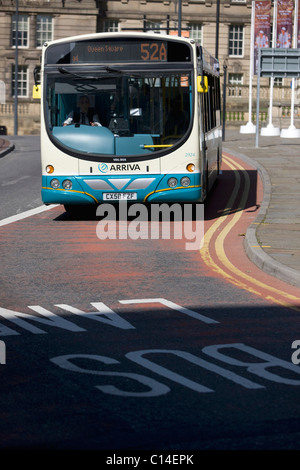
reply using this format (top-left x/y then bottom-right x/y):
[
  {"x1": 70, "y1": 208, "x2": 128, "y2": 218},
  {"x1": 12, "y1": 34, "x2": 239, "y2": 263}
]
[{"x1": 43, "y1": 31, "x2": 194, "y2": 47}]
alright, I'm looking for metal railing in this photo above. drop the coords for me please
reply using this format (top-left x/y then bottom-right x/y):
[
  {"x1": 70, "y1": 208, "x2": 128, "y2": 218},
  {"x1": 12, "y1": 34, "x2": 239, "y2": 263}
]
[
  {"x1": 0, "y1": 103, "x2": 30, "y2": 115},
  {"x1": 225, "y1": 84, "x2": 294, "y2": 102}
]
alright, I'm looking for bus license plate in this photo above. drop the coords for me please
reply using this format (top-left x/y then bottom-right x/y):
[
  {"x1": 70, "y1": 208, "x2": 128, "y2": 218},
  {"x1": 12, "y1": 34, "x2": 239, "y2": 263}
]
[{"x1": 103, "y1": 192, "x2": 137, "y2": 201}]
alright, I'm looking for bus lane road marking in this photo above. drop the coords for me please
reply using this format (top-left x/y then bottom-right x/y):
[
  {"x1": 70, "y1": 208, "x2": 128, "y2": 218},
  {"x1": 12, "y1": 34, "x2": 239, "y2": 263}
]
[
  {"x1": 0, "y1": 298, "x2": 217, "y2": 337},
  {"x1": 2, "y1": 298, "x2": 300, "y2": 396},
  {"x1": 200, "y1": 153, "x2": 300, "y2": 312},
  {"x1": 50, "y1": 341, "x2": 300, "y2": 397},
  {"x1": 1, "y1": 178, "x2": 300, "y2": 397}
]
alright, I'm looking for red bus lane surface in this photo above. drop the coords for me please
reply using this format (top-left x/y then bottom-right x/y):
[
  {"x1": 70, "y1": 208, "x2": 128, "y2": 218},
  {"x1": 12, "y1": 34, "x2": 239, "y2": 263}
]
[
  {"x1": 1, "y1": 152, "x2": 300, "y2": 450},
  {"x1": 203, "y1": 152, "x2": 300, "y2": 309}
]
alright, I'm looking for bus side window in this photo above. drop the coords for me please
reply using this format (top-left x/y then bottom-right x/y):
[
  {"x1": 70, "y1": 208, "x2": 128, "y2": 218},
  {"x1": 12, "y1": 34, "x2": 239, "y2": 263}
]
[
  {"x1": 209, "y1": 76, "x2": 215, "y2": 129},
  {"x1": 201, "y1": 75, "x2": 220, "y2": 133},
  {"x1": 201, "y1": 92, "x2": 209, "y2": 133}
]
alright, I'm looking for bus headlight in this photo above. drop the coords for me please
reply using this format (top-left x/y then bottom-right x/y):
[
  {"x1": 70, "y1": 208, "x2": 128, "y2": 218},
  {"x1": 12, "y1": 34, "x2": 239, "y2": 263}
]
[
  {"x1": 62, "y1": 179, "x2": 72, "y2": 190},
  {"x1": 180, "y1": 176, "x2": 191, "y2": 187},
  {"x1": 167, "y1": 177, "x2": 178, "y2": 188},
  {"x1": 50, "y1": 178, "x2": 60, "y2": 189}
]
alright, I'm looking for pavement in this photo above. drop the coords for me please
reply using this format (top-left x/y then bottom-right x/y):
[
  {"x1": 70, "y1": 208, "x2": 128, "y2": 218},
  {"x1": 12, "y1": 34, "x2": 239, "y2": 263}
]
[
  {"x1": 0, "y1": 138, "x2": 14, "y2": 157},
  {"x1": 1, "y1": 129, "x2": 300, "y2": 288},
  {"x1": 223, "y1": 128, "x2": 300, "y2": 289}
]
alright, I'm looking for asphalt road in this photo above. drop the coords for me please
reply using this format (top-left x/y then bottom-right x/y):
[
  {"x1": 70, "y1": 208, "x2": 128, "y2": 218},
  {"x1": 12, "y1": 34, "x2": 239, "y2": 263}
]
[
  {"x1": 0, "y1": 136, "x2": 42, "y2": 219},
  {"x1": 1, "y1": 138, "x2": 300, "y2": 453}
]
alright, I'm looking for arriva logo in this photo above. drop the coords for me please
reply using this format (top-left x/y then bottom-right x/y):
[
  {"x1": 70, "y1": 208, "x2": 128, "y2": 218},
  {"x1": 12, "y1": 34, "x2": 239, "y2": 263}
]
[
  {"x1": 98, "y1": 163, "x2": 141, "y2": 173},
  {"x1": 98, "y1": 163, "x2": 108, "y2": 173}
]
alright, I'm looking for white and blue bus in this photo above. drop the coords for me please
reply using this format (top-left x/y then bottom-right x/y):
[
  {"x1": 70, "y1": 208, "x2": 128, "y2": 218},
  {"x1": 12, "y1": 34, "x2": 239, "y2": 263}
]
[{"x1": 40, "y1": 32, "x2": 222, "y2": 213}]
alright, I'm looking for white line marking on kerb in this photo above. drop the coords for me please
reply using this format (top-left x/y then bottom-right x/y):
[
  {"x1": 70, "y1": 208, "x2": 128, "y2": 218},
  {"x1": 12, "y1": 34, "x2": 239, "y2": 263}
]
[{"x1": 0, "y1": 205, "x2": 59, "y2": 227}]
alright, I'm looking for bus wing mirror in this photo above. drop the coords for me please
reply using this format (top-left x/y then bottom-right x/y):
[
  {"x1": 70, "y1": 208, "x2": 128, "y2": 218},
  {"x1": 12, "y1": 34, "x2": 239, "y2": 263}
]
[
  {"x1": 33, "y1": 65, "x2": 41, "y2": 99},
  {"x1": 32, "y1": 85, "x2": 41, "y2": 99},
  {"x1": 197, "y1": 76, "x2": 208, "y2": 93}
]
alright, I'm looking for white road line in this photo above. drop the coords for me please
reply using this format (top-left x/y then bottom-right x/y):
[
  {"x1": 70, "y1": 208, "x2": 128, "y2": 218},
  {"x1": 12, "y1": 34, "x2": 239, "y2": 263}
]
[
  {"x1": 0, "y1": 205, "x2": 59, "y2": 227},
  {"x1": 1, "y1": 175, "x2": 31, "y2": 187}
]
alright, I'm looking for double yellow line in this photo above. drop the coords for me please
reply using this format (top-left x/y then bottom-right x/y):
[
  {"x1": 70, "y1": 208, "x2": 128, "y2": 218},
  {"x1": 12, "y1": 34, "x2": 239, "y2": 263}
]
[{"x1": 200, "y1": 154, "x2": 300, "y2": 311}]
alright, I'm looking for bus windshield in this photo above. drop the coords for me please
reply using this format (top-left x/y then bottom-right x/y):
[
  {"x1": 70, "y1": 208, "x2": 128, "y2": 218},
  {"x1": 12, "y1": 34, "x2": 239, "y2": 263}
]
[{"x1": 45, "y1": 68, "x2": 193, "y2": 160}]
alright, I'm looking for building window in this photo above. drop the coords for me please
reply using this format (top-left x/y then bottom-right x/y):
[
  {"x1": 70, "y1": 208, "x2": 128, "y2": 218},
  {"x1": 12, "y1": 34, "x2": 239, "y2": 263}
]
[
  {"x1": 146, "y1": 21, "x2": 162, "y2": 33},
  {"x1": 12, "y1": 65, "x2": 28, "y2": 98},
  {"x1": 229, "y1": 25, "x2": 244, "y2": 57},
  {"x1": 0, "y1": 81, "x2": 6, "y2": 104},
  {"x1": 103, "y1": 20, "x2": 119, "y2": 32},
  {"x1": 189, "y1": 23, "x2": 203, "y2": 44},
  {"x1": 36, "y1": 16, "x2": 53, "y2": 47},
  {"x1": 228, "y1": 73, "x2": 243, "y2": 85},
  {"x1": 12, "y1": 15, "x2": 29, "y2": 48},
  {"x1": 273, "y1": 77, "x2": 283, "y2": 87},
  {"x1": 228, "y1": 73, "x2": 243, "y2": 97}
]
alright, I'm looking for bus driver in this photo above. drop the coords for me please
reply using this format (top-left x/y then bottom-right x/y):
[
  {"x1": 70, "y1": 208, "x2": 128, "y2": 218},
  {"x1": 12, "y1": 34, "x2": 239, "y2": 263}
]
[{"x1": 63, "y1": 95, "x2": 102, "y2": 127}]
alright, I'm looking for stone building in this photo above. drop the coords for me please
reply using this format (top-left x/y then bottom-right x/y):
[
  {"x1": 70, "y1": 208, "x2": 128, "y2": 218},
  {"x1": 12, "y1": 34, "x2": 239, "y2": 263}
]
[{"x1": 0, "y1": 0, "x2": 292, "y2": 135}]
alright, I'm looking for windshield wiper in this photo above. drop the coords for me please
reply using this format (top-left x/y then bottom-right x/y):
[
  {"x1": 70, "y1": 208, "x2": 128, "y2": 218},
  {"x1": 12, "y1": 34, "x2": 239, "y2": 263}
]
[
  {"x1": 57, "y1": 67, "x2": 87, "y2": 79},
  {"x1": 58, "y1": 66, "x2": 121, "y2": 75},
  {"x1": 57, "y1": 66, "x2": 101, "y2": 79},
  {"x1": 105, "y1": 66, "x2": 122, "y2": 74},
  {"x1": 58, "y1": 66, "x2": 123, "y2": 78}
]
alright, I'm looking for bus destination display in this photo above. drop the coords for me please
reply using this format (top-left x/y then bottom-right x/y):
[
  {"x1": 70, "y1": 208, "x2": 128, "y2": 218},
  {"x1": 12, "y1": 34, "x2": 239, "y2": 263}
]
[
  {"x1": 46, "y1": 39, "x2": 170, "y2": 64},
  {"x1": 45, "y1": 37, "x2": 193, "y2": 64},
  {"x1": 71, "y1": 40, "x2": 167, "y2": 63}
]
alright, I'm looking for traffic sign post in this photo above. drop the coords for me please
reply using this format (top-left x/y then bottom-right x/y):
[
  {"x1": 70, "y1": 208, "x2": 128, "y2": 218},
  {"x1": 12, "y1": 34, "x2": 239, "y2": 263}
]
[{"x1": 256, "y1": 48, "x2": 300, "y2": 148}]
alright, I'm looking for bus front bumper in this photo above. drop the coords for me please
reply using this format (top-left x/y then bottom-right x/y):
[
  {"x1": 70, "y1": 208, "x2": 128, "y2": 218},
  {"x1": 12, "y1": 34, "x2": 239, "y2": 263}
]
[{"x1": 41, "y1": 174, "x2": 202, "y2": 205}]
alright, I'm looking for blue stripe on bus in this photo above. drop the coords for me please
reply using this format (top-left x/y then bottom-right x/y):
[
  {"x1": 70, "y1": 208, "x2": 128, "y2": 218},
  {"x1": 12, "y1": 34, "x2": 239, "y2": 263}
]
[{"x1": 41, "y1": 173, "x2": 201, "y2": 204}]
